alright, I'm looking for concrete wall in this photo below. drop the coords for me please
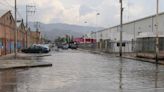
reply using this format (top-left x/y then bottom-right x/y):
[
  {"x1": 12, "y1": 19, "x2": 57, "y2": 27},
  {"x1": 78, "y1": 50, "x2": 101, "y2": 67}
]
[{"x1": 153, "y1": 14, "x2": 164, "y2": 34}]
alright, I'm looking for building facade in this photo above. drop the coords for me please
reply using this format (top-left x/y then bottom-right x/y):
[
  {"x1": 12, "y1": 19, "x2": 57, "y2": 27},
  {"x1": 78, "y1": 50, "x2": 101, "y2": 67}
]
[
  {"x1": 87, "y1": 12, "x2": 164, "y2": 53},
  {"x1": 0, "y1": 11, "x2": 15, "y2": 55}
]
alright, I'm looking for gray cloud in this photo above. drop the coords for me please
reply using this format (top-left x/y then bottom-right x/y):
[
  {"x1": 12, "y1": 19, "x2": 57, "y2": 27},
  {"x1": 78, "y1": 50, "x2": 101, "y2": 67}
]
[
  {"x1": 79, "y1": 5, "x2": 95, "y2": 16},
  {"x1": 1, "y1": 0, "x2": 164, "y2": 27}
]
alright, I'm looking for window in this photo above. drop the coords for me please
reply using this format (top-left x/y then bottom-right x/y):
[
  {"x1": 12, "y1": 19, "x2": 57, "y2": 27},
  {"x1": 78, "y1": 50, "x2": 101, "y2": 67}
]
[
  {"x1": 10, "y1": 16, "x2": 12, "y2": 24},
  {"x1": 117, "y1": 42, "x2": 126, "y2": 47}
]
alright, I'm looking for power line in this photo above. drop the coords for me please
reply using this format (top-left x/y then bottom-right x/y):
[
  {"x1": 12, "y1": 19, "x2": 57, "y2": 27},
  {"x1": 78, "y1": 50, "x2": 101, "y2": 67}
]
[
  {"x1": 26, "y1": 5, "x2": 36, "y2": 27},
  {"x1": 0, "y1": 1, "x2": 13, "y2": 9},
  {"x1": 4, "y1": 0, "x2": 14, "y2": 8},
  {"x1": 17, "y1": 10, "x2": 23, "y2": 19}
]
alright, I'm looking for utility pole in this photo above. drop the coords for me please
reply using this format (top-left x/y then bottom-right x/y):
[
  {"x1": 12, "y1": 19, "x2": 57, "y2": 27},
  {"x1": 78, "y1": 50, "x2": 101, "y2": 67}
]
[
  {"x1": 25, "y1": 5, "x2": 35, "y2": 48},
  {"x1": 155, "y1": 0, "x2": 159, "y2": 64},
  {"x1": 119, "y1": 0, "x2": 123, "y2": 57},
  {"x1": 34, "y1": 21, "x2": 40, "y2": 31},
  {"x1": 14, "y1": 0, "x2": 17, "y2": 58},
  {"x1": 26, "y1": 5, "x2": 36, "y2": 28},
  {"x1": 96, "y1": 13, "x2": 100, "y2": 30},
  {"x1": 155, "y1": 0, "x2": 159, "y2": 88},
  {"x1": 34, "y1": 21, "x2": 41, "y2": 44}
]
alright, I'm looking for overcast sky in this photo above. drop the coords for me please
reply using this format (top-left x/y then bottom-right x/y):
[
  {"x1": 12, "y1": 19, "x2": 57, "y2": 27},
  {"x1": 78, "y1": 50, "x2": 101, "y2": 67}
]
[{"x1": 1, "y1": 0, "x2": 164, "y2": 27}]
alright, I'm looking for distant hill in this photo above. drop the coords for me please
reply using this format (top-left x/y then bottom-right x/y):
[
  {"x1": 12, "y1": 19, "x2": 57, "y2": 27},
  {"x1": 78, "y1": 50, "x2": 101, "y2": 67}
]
[{"x1": 28, "y1": 22, "x2": 103, "y2": 40}]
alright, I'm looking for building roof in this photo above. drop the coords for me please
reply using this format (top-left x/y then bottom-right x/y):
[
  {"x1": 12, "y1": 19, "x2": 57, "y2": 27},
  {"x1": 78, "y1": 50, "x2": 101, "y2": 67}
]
[
  {"x1": 0, "y1": 10, "x2": 11, "y2": 18},
  {"x1": 99, "y1": 11, "x2": 164, "y2": 31}
]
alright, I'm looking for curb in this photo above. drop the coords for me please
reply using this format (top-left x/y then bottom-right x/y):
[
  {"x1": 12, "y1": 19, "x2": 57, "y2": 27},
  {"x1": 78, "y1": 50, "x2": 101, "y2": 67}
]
[
  {"x1": 35, "y1": 54, "x2": 52, "y2": 57},
  {"x1": 79, "y1": 49, "x2": 164, "y2": 65},
  {"x1": 123, "y1": 56, "x2": 164, "y2": 65},
  {"x1": 0, "y1": 62, "x2": 52, "y2": 70}
]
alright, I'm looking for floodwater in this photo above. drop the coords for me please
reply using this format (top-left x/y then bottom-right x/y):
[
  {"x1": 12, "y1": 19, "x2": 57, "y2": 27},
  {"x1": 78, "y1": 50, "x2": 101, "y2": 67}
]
[{"x1": 0, "y1": 49, "x2": 164, "y2": 92}]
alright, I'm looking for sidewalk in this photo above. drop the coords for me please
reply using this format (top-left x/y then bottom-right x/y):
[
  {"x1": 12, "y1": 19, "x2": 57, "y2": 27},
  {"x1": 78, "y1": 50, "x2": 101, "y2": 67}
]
[
  {"x1": 79, "y1": 49, "x2": 164, "y2": 65},
  {"x1": 123, "y1": 55, "x2": 164, "y2": 65},
  {"x1": 0, "y1": 53, "x2": 52, "y2": 70}
]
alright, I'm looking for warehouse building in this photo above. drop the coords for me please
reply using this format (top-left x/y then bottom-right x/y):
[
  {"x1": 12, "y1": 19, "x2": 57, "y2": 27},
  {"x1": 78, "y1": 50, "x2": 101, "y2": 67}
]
[
  {"x1": 89, "y1": 12, "x2": 164, "y2": 54},
  {"x1": 0, "y1": 10, "x2": 15, "y2": 55},
  {"x1": 0, "y1": 10, "x2": 42, "y2": 56}
]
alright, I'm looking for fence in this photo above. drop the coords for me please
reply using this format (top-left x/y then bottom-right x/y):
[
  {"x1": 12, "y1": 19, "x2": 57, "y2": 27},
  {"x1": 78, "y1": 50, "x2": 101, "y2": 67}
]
[{"x1": 79, "y1": 37, "x2": 164, "y2": 54}]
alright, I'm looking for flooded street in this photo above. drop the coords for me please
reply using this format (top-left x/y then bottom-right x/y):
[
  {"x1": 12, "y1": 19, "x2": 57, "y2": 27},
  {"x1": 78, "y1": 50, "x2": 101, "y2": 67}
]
[{"x1": 0, "y1": 50, "x2": 164, "y2": 92}]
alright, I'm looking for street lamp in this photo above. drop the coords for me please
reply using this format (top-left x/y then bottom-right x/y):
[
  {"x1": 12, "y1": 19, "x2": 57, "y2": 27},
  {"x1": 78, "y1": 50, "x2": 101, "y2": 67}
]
[
  {"x1": 96, "y1": 12, "x2": 100, "y2": 29},
  {"x1": 96, "y1": 13, "x2": 100, "y2": 49},
  {"x1": 97, "y1": 13, "x2": 100, "y2": 16},
  {"x1": 83, "y1": 21, "x2": 88, "y2": 44}
]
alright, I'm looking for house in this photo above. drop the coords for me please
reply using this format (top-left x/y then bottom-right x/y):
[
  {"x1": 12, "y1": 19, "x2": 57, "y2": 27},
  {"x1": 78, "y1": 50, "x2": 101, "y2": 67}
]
[
  {"x1": 17, "y1": 20, "x2": 27, "y2": 51},
  {"x1": 0, "y1": 10, "x2": 43, "y2": 56},
  {"x1": 0, "y1": 10, "x2": 15, "y2": 55},
  {"x1": 30, "y1": 30, "x2": 41, "y2": 45},
  {"x1": 26, "y1": 28, "x2": 32, "y2": 47}
]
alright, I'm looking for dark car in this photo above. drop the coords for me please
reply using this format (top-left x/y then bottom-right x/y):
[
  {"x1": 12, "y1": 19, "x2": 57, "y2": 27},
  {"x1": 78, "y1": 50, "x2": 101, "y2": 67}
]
[
  {"x1": 21, "y1": 45, "x2": 49, "y2": 53},
  {"x1": 69, "y1": 42, "x2": 78, "y2": 49},
  {"x1": 56, "y1": 43, "x2": 63, "y2": 49}
]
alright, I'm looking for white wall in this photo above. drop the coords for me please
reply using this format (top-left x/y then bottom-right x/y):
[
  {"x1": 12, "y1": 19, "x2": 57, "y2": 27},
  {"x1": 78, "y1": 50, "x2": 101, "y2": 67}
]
[
  {"x1": 93, "y1": 12, "x2": 164, "y2": 52},
  {"x1": 135, "y1": 17, "x2": 153, "y2": 38},
  {"x1": 110, "y1": 27, "x2": 119, "y2": 41},
  {"x1": 96, "y1": 31, "x2": 102, "y2": 42},
  {"x1": 95, "y1": 12, "x2": 164, "y2": 42},
  {"x1": 102, "y1": 29, "x2": 109, "y2": 40},
  {"x1": 153, "y1": 14, "x2": 164, "y2": 34}
]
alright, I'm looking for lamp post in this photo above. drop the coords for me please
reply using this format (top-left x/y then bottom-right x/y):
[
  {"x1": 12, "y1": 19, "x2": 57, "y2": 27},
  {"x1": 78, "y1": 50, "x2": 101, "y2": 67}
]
[
  {"x1": 119, "y1": 0, "x2": 123, "y2": 57},
  {"x1": 96, "y1": 13, "x2": 100, "y2": 29},
  {"x1": 96, "y1": 13, "x2": 100, "y2": 49},
  {"x1": 84, "y1": 21, "x2": 88, "y2": 45}
]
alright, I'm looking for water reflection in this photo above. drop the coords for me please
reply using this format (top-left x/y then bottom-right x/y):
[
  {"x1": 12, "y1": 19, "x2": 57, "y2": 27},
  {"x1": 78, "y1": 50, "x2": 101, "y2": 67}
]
[
  {"x1": 155, "y1": 63, "x2": 159, "y2": 88},
  {"x1": 0, "y1": 50, "x2": 163, "y2": 92},
  {"x1": 119, "y1": 57, "x2": 123, "y2": 92},
  {"x1": 0, "y1": 70, "x2": 17, "y2": 92}
]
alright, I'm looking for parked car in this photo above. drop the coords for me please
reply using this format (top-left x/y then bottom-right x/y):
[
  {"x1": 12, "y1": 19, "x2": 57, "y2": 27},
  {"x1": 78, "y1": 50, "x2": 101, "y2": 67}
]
[
  {"x1": 69, "y1": 43, "x2": 78, "y2": 49},
  {"x1": 32, "y1": 44, "x2": 51, "y2": 52},
  {"x1": 62, "y1": 43, "x2": 69, "y2": 49},
  {"x1": 69, "y1": 42, "x2": 78, "y2": 49},
  {"x1": 21, "y1": 45, "x2": 50, "y2": 53},
  {"x1": 40, "y1": 44, "x2": 51, "y2": 52},
  {"x1": 56, "y1": 43, "x2": 63, "y2": 49}
]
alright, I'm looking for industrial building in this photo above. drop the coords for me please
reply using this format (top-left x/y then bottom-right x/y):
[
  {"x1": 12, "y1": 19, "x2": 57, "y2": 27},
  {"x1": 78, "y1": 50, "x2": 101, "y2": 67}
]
[
  {"x1": 0, "y1": 10, "x2": 42, "y2": 56},
  {"x1": 87, "y1": 12, "x2": 164, "y2": 55}
]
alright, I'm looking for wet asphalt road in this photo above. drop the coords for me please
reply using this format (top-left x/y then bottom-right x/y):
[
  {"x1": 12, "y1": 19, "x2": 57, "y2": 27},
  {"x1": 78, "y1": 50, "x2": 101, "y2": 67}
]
[{"x1": 0, "y1": 49, "x2": 164, "y2": 92}]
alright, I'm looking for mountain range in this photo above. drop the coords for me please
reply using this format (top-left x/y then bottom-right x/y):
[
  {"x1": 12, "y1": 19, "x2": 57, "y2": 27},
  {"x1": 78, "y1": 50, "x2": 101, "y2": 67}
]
[{"x1": 28, "y1": 22, "x2": 103, "y2": 40}]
